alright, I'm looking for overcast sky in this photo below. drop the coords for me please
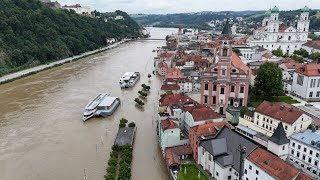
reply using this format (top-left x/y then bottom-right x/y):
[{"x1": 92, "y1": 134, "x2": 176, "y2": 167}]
[{"x1": 58, "y1": 0, "x2": 319, "y2": 14}]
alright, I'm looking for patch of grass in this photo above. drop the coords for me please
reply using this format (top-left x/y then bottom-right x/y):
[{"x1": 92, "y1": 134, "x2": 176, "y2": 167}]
[
  {"x1": 178, "y1": 164, "x2": 207, "y2": 180},
  {"x1": 249, "y1": 95, "x2": 299, "y2": 108}
]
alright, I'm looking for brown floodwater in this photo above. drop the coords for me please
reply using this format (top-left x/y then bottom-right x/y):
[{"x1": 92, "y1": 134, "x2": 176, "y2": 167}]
[{"x1": 0, "y1": 28, "x2": 176, "y2": 180}]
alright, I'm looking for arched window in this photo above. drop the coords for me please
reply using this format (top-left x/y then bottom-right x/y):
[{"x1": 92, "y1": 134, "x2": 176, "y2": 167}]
[
  {"x1": 223, "y1": 48, "x2": 228, "y2": 56},
  {"x1": 304, "y1": 28, "x2": 306, "y2": 32}
]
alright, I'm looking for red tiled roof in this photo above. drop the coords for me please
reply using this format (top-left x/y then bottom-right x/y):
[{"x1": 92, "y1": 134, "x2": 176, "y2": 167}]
[
  {"x1": 159, "y1": 93, "x2": 198, "y2": 107},
  {"x1": 160, "y1": 52, "x2": 174, "y2": 58},
  {"x1": 189, "y1": 106, "x2": 221, "y2": 121},
  {"x1": 161, "y1": 118, "x2": 178, "y2": 130},
  {"x1": 190, "y1": 121, "x2": 233, "y2": 137},
  {"x1": 279, "y1": 60, "x2": 304, "y2": 70},
  {"x1": 165, "y1": 146, "x2": 193, "y2": 167},
  {"x1": 158, "y1": 61, "x2": 167, "y2": 68},
  {"x1": 231, "y1": 52, "x2": 251, "y2": 75},
  {"x1": 279, "y1": 24, "x2": 288, "y2": 33},
  {"x1": 247, "y1": 148, "x2": 300, "y2": 180},
  {"x1": 165, "y1": 68, "x2": 184, "y2": 79},
  {"x1": 303, "y1": 40, "x2": 320, "y2": 50},
  {"x1": 296, "y1": 172, "x2": 314, "y2": 180},
  {"x1": 255, "y1": 101, "x2": 303, "y2": 124},
  {"x1": 263, "y1": 53, "x2": 273, "y2": 58},
  {"x1": 295, "y1": 64, "x2": 320, "y2": 77},
  {"x1": 160, "y1": 84, "x2": 180, "y2": 91}
]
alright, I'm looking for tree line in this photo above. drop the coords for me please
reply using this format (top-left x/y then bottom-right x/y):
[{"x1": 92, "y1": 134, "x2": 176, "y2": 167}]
[{"x1": 0, "y1": 0, "x2": 142, "y2": 76}]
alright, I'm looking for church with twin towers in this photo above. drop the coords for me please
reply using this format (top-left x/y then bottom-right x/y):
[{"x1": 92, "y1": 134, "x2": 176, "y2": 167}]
[{"x1": 247, "y1": 6, "x2": 310, "y2": 54}]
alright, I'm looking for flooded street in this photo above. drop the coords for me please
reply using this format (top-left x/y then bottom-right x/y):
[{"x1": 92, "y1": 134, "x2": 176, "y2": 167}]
[{"x1": 0, "y1": 28, "x2": 176, "y2": 180}]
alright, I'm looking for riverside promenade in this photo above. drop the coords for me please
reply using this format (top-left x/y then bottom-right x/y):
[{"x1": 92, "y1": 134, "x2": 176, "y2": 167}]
[{"x1": 0, "y1": 39, "x2": 131, "y2": 84}]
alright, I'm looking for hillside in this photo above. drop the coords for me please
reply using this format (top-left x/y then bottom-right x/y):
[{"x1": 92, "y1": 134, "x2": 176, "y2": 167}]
[
  {"x1": 0, "y1": 0, "x2": 142, "y2": 76},
  {"x1": 131, "y1": 11, "x2": 264, "y2": 29}
]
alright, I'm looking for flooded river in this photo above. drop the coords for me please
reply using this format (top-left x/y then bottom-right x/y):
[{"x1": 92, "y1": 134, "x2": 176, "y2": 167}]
[{"x1": 0, "y1": 28, "x2": 176, "y2": 180}]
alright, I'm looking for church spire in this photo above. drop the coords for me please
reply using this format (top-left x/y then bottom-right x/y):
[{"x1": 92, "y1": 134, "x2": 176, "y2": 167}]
[
  {"x1": 268, "y1": 122, "x2": 289, "y2": 145},
  {"x1": 221, "y1": 15, "x2": 232, "y2": 35}
]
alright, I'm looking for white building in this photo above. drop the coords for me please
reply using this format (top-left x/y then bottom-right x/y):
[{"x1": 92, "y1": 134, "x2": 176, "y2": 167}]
[
  {"x1": 62, "y1": 4, "x2": 91, "y2": 15},
  {"x1": 248, "y1": 6, "x2": 310, "y2": 54},
  {"x1": 243, "y1": 101, "x2": 313, "y2": 137},
  {"x1": 198, "y1": 127, "x2": 258, "y2": 180},
  {"x1": 158, "y1": 118, "x2": 189, "y2": 152},
  {"x1": 292, "y1": 63, "x2": 320, "y2": 101},
  {"x1": 244, "y1": 147, "x2": 312, "y2": 180},
  {"x1": 115, "y1": 15, "x2": 124, "y2": 20},
  {"x1": 288, "y1": 129, "x2": 320, "y2": 178},
  {"x1": 302, "y1": 40, "x2": 320, "y2": 54}
]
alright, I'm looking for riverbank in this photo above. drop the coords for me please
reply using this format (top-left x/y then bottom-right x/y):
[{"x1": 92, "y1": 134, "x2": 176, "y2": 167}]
[{"x1": 0, "y1": 39, "x2": 132, "y2": 85}]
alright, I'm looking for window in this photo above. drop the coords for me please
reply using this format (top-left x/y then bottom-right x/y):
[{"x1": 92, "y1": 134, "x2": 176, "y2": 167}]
[
  {"x1": 212, "y1": 96, "x2": 216, "y2": 105},
  {"x1": 216, "y1": 172, "x2": 219, "y2": 177},
  {"x1": 221, "y1": 87, "x2": 225, "y2": 94},
  {"x1": 223, "y1": 48, "x2": 228, "y2": 56},
  {"x1": 310, "y1": 92, "x2": 313, "y2": 97},
  {"x1": 288, "y1": 36, "x2": 291, "y2": 40},
  {"x1": 285, "y1": 125, "x2": 288, "y2": 130},
  {"x1": 204, "y1": 96, "x2": 208, "y2": 103},
  {"x1": 310, "y1": 150, "x2": 313, "y2": 155},
  {"x1": 297, "y1": 75, "x2": 304, "y2": 86},
  {"x1": 228, "y1": 176, "x2": 231, "y2": 180},
  {"x1": 221, "y1": 69, "x2": 226, "y2": 76},
  {"x1": 297, "y1": 152, "x2": 300, "y2": 157},
  {"x1": 249, "y1": 165, "x2": 252, "y2": 170},
  {"x1": 291, "y1": 150, "x2": 294, "y2": 155},
  {"x1": 304, "y1": 147, "x2": 307, "y2": 152},
  {"x1": 229, "y1": 168, "x2": 232, "y2": 172},
  {"x1": 240, "y1": 86, "x2": 244, "y2": 93},
  {"x1": 316, "y1": 153, "x2": 319, "y2": 158},
  {"x1": 303, "y1": 154, "x2": 306, "y2": 160},
  {"x1": 308, "y1": 157, "x2": 312, "y2": 163},
  {"x1": 317, "y1": 91, "x2": 320, "y2": 97},
  {"x1": 213, "y1": 84, "x2": 216, "y2": 91},
  {"x1": 256, "y1": 170, "x2": 259, "y2": 175},
  {"x1": 282, "y1": 146, "x2": 285, "y2": 150},
  {"x1": 315, "y1": 161, "x2": 318, "y2": 166},
  {"x1": 246, "y1": 178, "x2": 249, "y2": 180},
  {"x1": 245, "y1": 169, "x2": 247, "y2": 174},
  {"x1": 205, "y1": 84, "x2": 208, "y2": 90},
  {"x1": 292, "y1": 142, "x2": 295, "y2": 147},
  {"x1": 231, "y1": 86, "x2": 235, "y2": 92},
  {"x1": 257, "y1": 115, "x2": 259, "y2": 119}
]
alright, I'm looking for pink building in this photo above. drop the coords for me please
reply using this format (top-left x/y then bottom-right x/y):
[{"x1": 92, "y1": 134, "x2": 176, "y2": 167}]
[
  {"x1": 158, "y1": 61, "x2": 168, "y2": 76},
  {"x1": 200, "y1": 35, "x2": 251, "y2": 115}
]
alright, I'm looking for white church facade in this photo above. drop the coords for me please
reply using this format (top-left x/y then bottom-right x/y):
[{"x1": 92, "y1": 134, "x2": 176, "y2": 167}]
[{"x1": 248, "y1": 6, "x2": 310, "y2": 54}]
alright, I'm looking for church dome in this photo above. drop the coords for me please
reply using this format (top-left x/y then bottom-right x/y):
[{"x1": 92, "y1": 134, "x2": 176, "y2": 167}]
[
  {"x1": 271, "y1": 6, "x2": 279, "y2": 13},
  {"x1": 301, "y1": 6, "x2": 310, "y2": 12}
]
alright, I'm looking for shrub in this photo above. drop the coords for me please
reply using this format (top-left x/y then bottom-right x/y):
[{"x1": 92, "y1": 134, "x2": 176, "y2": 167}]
[
  {"x1": 134, "y1": 98, "x2": 144, "y2": 106},
  {"x1": 138, "y1": 90, "x2": 147, "y2": 97},
  {"x1": 128, "y1": 122, "x2": 136, "y2": 127},
  {"x1": 105, "y1": 173, "x2": 116, "y2": 180},
  {"x1": 106, "y1": 165, "x2": 116, "y2": 174},
  {"x1": 141, "y1": 84, "x2": 151, "y2": 90},
  {"x1": 108, "y1": 158, "x2": 118, "y2": 166},
  {"x1": 112, "y1": 145, "x2": 120, "y2": 151},
  {"x1": 119, "y1": 123, "x2": 126, "y2": 128},
  {"x1": 120, "y1": 118, "x2": 128, "y2": 124}
]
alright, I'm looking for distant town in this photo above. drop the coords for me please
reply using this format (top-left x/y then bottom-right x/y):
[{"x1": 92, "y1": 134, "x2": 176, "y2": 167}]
[{"x1": 155, "y1": 6, "x2": 320, "y2": 180}]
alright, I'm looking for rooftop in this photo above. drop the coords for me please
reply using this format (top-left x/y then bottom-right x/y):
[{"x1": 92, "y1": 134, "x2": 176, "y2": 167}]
[
  {"x1": 268, "y1": 122, "x2": 290, "y2": 145},
  {"x1": 247, "y1": 147, "x2": 301, "y2": 180},
  {"x1": 165, "y1": 145, "x2": 192, "y2": 167},
  {"x1": 290, "y1": 129, "x2": 320, "y2": 150},
  {"x1": 255, "y1": 101, "x2": 303, "y2": 125},
  {"x1": 160, "y1": 84, "x2": 180, "y2": 91},
  {"x1": 190, "y1": 121, "x2": 233, "y2": 137},
  {"x1": 189, "y1": 106, "x2": 221, "y2": 121},
  {"x1": 295, "y1": 63, "x2": 320, "y2": 77},
  {"x1": 161, "y1": 118, "x2": 179, "y2": 131},
  {"x1": 200, "y1": 127, "x2": 258, "y2": 172}
]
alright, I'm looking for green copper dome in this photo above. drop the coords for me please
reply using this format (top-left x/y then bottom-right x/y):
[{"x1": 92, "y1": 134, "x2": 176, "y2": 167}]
[
  {"x1": 271, "y1": 6, "x2": 279, "y2": 13},
  {"x1": 301, "y1": 6, "x2": 310, "y2": 12}
]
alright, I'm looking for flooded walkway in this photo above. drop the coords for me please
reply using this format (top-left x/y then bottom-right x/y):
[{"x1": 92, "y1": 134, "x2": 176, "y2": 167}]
[{"x1": 0, "y1": 28, "x2": 176, "y2": 180}]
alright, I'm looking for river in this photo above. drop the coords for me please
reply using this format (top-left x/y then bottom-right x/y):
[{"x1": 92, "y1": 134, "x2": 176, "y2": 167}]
[{"x1": 0, "y1": 27, "x2": 177, "y2": 180}]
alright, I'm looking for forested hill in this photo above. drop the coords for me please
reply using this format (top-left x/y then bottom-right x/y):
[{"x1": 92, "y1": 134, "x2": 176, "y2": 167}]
[{"x1": 0, "y1": 0, "x2": 142, "y2": 76}]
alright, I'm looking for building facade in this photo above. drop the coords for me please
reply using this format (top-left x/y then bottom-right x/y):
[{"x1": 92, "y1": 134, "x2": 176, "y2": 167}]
[
  {"x1": 248, "y1": 6, "x2": 310, "y2": 54},
  {"x1": 292, "y1": 64, "x2": 320, "y2": 102},
  {"x1": 288, "y1": 129, "x2": 320, "y2": 178},
  {"x1": 201, "y1": 36, "x2": 251, "y2": 115}
]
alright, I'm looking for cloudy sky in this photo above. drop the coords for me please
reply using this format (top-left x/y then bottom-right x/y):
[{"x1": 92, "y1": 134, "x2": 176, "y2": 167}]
[{"x1": 58, "y1": 0, "x2": 319, "y2": 14}]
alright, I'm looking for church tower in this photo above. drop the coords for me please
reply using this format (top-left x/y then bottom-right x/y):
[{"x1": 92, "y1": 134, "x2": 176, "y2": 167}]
[
  {"x1": 297, "y1": 6, "x2": 310, "y2": 41},
  {"x1": 267, "y1": 122, "x2": 290, "y2": 160},
  {"x1": 267, "y1": 6, "x2": 280, "y2": 33}
]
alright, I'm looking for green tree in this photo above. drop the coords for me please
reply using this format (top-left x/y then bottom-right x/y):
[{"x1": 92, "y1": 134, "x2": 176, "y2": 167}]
[
  {"x1": 254, "y1": 62, "x2": 283, "y2": 97},
  {"x1": 272, "y1": 48, "x2": 283, "y2": 57}
]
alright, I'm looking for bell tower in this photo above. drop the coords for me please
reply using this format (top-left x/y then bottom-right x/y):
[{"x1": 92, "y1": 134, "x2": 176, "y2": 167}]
[
  {"x1": 297, "y1": 6, "x2": 310, "y2": 42},
  {"x1": 267, "y1": 6, "x2": 280, "y2": 33}
]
